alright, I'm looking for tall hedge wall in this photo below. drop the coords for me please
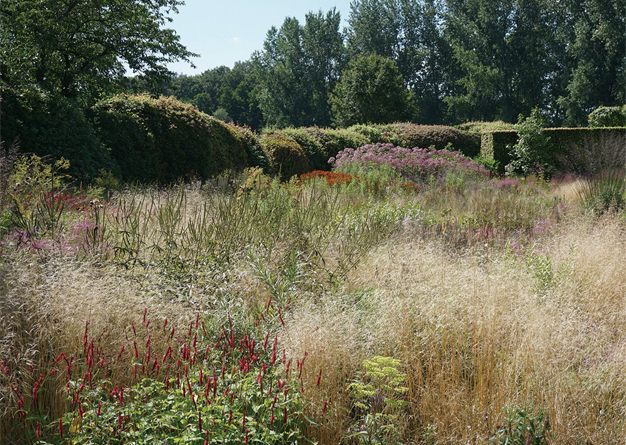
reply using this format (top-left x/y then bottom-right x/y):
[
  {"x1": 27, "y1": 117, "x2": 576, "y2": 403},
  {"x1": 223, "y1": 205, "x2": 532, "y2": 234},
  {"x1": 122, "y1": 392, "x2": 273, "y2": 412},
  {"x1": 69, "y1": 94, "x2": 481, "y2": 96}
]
[
  {"x1": 482, "y1": 127, "x2": 626, "y2": 173},
  {"x1": 1, "y1": 85, "x2": 115, "y2": 179},
  {"x1": 380, "y1": 123, "x2": 481, "y2": 157},
  {"x1": 92, "y1": 94, "x2": 256, "y2": 183}
]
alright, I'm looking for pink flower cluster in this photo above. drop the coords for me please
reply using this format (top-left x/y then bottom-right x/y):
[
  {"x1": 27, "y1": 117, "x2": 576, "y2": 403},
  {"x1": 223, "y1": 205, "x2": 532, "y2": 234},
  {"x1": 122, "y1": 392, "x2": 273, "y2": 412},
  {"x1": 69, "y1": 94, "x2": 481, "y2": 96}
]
[{"x1": 329, "y1": 143, "x2": 489, "y2": 180}]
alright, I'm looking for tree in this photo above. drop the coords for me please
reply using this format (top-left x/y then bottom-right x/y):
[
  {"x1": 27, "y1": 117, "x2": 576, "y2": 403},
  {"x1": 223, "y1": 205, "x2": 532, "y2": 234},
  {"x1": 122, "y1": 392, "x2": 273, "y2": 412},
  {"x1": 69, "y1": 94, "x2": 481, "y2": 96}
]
[
  {"x1": 556, "y1": 0, "x2": 626, "y2": 125},
  {"x1": 347, "y1": 0, "x2": 456, "y2": 124},
  {"x1": 253, "y1": 9, "x2": 345, "y2": 128},
  {"x1": 0, "y1": 0, "x2": 196, "y2": 100},
  {"x1": 330, "y1": 53, "x2": 415, "y2": 127}
]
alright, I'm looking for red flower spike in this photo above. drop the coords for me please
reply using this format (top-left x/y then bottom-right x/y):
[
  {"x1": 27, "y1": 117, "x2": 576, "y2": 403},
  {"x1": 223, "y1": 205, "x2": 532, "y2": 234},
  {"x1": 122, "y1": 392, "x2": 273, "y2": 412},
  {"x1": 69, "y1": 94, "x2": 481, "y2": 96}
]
[
  {"x1": 59, "y1": 419, "x2": 64, "y2": 438},
  {"x1": 36, "y1": 421, "x2": 41, "y2": 437},
  {"x1": 317, "y1": 369, "x2": 322, "y2": 386},
  {"x1": 143, "y1": 308, "x2": 147, "y2": 323}
]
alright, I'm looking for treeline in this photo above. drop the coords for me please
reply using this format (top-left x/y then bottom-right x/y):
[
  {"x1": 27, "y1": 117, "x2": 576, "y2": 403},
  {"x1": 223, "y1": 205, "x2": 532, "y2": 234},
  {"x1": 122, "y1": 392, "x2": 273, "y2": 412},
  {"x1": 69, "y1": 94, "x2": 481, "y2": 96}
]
[{"x1": 161, "y1": 0, "x2": 625, "y2": 129}]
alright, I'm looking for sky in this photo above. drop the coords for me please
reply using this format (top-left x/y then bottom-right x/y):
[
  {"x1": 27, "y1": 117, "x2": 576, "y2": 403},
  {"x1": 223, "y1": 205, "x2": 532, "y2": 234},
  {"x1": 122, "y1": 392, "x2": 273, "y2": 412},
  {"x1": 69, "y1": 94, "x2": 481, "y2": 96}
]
[{"x1": 166, "y1": 0, "x2": 353, "y2": 76}]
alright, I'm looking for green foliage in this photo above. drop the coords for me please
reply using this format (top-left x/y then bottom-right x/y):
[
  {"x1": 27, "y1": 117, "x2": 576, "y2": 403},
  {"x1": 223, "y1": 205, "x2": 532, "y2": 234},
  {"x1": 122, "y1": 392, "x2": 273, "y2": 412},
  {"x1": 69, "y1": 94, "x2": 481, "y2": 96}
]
[
  {"x1": 213, "y1": 107, "x2": 232, "y2": 122},
  {"x1": 457, "y1": 121, "x2": 515, "y2": 133},
  {"x1": 253, "y1": 9, "x2": 345, "y2": 128},
  {"x1": 489, "y1": 405, "x2": 551, "y2": 445},
  {"x1": 330, "y1": 53, "x2": 415, "y2": 128},
  {"x1": 347, "y1": 356, "x2": 408, "y2": 445},
  {"x1": 0, "y1": 85, "x2": 116, "y2": 179},
  {"x1": 473, "y1": 154, "x2": 500, "y2": 176},
  {"x1": 508, "y1": 109, "x2": 552, "y2": 176},
  {"x1": 321, "y1": 128, "x2": 371, "y2": 160},
  {"x1": 92, "y1": 94, "x2": 252, "y2": 183},
  {"x1": 280, "y1": 128, "x2": 329, "y2": 171},
  {"x1": 260, "y1": 133, "x2": 312, "y2": 181},
  {"x1": 225, "y1": 123, "x2": 269, "y2": 171},
  {"x1": 588, "y1": 105, "x2": 626, "y2": 128},
  {"x1": 0, "y1": 155, "x2": 72, "y2": 238},
  {"x1": 347, "y1": 124, "x2": 402, "y2": 145},
  {"x1": 0, "y1": 0, "x2": 195, "y2": 99},
  {"x1": 380, "y1": 123, "x2": 481, "y2": 157},
  {"x1": 577, "y1": 170, "x2": 626, "y2": 214}
]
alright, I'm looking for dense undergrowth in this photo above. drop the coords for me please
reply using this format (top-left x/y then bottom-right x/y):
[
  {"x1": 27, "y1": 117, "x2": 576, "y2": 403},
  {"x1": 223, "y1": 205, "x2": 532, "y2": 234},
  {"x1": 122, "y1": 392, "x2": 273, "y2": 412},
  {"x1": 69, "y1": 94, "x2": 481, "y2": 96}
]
[{"x1": 3, "y1": 139, "x2": 626, "y2": 444}]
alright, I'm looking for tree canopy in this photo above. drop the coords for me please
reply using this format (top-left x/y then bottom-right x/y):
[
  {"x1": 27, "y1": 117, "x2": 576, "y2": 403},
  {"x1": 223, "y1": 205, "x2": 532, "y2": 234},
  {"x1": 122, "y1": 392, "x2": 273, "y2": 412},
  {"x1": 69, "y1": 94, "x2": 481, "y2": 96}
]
[
  {"x1": 330, "y1": 53, "x2": 415, "y2": 127},
  {"x1": 0, "y1": 0, "x2": 196, "y2": 99}
]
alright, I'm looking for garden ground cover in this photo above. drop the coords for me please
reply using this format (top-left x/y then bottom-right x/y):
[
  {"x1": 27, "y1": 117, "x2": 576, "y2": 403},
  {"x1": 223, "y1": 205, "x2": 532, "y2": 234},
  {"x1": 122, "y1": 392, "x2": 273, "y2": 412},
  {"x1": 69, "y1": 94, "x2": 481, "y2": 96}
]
[{"x1": 2, "y1": 152, "x2": 626, "y2": 444}]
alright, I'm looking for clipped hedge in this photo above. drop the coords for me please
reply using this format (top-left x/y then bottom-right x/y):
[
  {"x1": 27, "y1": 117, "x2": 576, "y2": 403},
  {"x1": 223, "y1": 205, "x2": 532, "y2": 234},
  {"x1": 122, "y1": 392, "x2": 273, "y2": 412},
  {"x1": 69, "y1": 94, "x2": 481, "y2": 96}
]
[
  {"x1": 456, "y1": 121, "x2": 515, "y2": 134},
  {"x1": 0, "y1": 85, "x2": 115, "y2": 179},
  {"x1": 320, "y1": 128, "x2": 370, "y2": 160},
  {"x1": 259, "y1": 133, "x2": 311, "y2": 181},
  {"x1": 378, "y1": 123, "x2": 481, "y2": 157},
  {"x1": 92, "y1": 94, "x2": 254, "y2": 183},
  {"x1": 480, "y1": 130, "x2": 518, "y2": 173},
  {"x1": 279, "y1": 127, "x2": 328, "y2": 171},
  {"x1": 482, "y1": 127, "x2": 626, "y2": 174},
  {"x1": 588, "y1": 106, "x2": 626, "y2": 128},
  {"x1": 259, "y1": 124, "x2": 482, "y2": 177}
]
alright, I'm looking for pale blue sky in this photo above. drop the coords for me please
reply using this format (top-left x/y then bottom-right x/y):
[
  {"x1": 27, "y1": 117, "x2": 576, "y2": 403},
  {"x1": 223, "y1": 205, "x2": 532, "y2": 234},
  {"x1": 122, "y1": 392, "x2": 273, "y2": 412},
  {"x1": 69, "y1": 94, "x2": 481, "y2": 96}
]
[{"x1": 166, "y1": 0, "x2": 353, "y2": 76}]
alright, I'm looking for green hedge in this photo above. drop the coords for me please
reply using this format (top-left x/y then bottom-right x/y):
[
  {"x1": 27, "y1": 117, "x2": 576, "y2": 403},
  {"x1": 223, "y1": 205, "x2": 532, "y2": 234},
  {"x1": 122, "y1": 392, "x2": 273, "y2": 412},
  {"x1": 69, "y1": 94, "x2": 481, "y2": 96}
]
[
  {"x1": 480, "y1": 130, "x2": 518, "y2": 173},
  {"x1": 279, "y1": 128, "x2": 328, "y2": 171},
  {"x1": 259, "y1": 133, "x2": 311, "y2": 181},
  {"x1": 456, "y1": 121, "x2": 515, "y2": 134},
  {"x1": 320, "y1": 128, "x2": 370, "y2": 160},
  {"x1": 482, "y1": 127, "x2": 626, "y2": 174},
  {"x1": 0, "y1": 85, "x2": 115, "y2": 179},
  {"x1": 378, "y1": 123, "x2": 481, "y2": 157},
  {"x1": 92, "y1": 94, "x2": 254, "y2": 183}
]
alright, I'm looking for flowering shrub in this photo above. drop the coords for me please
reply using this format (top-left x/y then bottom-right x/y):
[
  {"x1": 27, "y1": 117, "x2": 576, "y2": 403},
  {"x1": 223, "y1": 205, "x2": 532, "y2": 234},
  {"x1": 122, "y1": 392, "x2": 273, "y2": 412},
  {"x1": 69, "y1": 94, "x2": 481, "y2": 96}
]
[{"x1": 329, "y1": 143, "x2": 489, "y2": 185}]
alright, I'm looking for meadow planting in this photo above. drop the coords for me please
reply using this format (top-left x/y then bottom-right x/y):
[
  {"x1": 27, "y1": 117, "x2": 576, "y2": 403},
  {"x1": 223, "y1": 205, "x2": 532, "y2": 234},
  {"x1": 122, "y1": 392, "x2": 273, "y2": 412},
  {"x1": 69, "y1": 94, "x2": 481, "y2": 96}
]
[{"x1": 3, "y1": 141, "x2": 626, "y2": 444}]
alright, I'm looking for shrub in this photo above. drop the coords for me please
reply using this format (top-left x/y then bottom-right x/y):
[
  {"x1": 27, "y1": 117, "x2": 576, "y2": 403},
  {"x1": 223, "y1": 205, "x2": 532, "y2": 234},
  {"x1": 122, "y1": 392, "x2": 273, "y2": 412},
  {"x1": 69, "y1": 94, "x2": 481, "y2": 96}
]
[
  {"x1": 319, "y1": 128, "x2": 369, "y2": 160},
  {"x1": 225, "y1": 123, "x2": 269, "y2": 170},
  {"x1": 508, "y1": 109, "x2": 552, "y2": 176},
  {"x1": 0, "y1": 85, "x2": 116, "y2": 180},
  {"x1": 456, "y1": 121, "x2": 515, "y2": 133},
  {"x1": 347, "y1": 124, "x2": 403, "y2": 146},
  {"x1": 379, "y1": 123, "x2": 481, "y2": 158},
  {"x1": 329, "y1": 143, "x2": 488, "y2": 186},
  {"x1": 260, "y1": 133, "x2": 312, "y2": 181},
  {"x1": 280, "y1": 127, "x2": 329, "y2": 171},
  {"x1": 91, "y1": 94, "x2": 251, "y2": 183},
  {"x1": 588, "y1": 105, "x2": 626, "y2": 128}
]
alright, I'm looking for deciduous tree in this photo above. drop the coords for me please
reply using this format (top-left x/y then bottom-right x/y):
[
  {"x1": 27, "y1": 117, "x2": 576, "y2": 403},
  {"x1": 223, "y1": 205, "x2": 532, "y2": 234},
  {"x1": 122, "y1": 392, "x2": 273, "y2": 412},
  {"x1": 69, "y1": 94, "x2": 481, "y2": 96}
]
[{"x1": 0, "y1": 0, "x2": 196, "y2": 100}]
